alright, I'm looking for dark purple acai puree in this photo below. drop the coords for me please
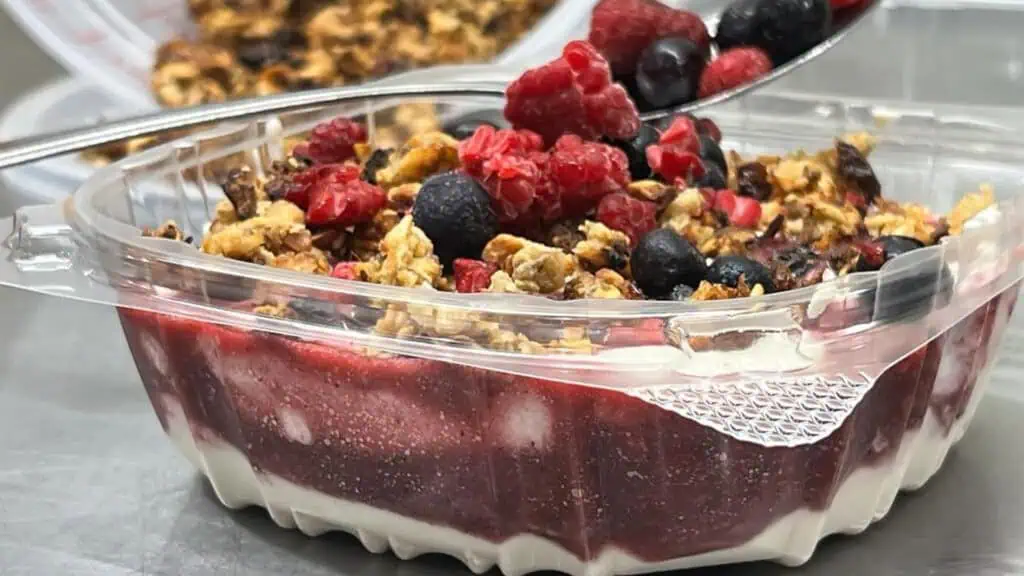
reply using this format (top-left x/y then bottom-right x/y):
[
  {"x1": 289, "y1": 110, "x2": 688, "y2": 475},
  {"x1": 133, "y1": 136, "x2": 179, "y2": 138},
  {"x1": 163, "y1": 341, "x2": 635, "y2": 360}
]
[{"x1": 118, "y1": 286, "x2": 1018, "y2": 563}]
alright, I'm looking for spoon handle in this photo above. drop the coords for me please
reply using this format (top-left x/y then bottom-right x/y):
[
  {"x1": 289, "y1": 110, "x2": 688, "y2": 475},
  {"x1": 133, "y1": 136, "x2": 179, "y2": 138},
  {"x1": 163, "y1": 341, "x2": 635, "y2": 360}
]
[{"x1": 0, "y1": 82, "x2": 507, "y2": 171}]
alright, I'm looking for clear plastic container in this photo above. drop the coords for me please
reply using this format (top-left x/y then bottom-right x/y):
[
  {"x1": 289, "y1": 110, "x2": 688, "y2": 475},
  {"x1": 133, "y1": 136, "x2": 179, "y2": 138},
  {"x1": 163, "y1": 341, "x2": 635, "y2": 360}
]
[
  {"x1": 0, "y1": 0, "x2": 599, "y2": 108},
  {"x1": 0, "y1": 90, "x2": 1021, "y2": 575}
]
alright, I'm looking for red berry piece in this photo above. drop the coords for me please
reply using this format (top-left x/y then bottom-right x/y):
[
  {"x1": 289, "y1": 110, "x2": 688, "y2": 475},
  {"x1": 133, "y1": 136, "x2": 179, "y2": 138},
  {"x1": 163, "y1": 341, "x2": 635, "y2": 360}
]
[
  {"x1": 659, "y1": 115, "x2": 702, "y2": 152},
  {"x1": 695, "y1": 117, "x2": 722, "y2": 143},
  {"x1": 645, "y1": 144, "x2": 705, "y2": 182},
  {"x1": 698, "y1": 47, "x2": 773, "y2": 99},
  {"x1": 547, "y1": 134, "x2": 630, "y2": 216},
  {"x1": 831, "y1": 0, "x2": 864, "y2": 8},
  {"x1": 481, "y1": 155, "x2": 546, "y2": 223},
  {"x1": 300, "y1": 117, "x2": 368, "y2": 164},
  {"x1": 286, "y1": 163, "x2": 360, "y2": 209},
  {"x1": 588, "y1": 0, "x2": 710, "y2": 76},
  {"x1": 712, "y1": 188, "x2": 737, "y2": 215},
  {"x1": 453, "y1": 259, "x2": 499, "y2": 293},
  {"x1": 729, "y1": 195, "x2": 762, "y2": 228},
  {"x1": 458, "y1": 125, "x2": 543, "y2": 177},
  {"x1": 596, "y1": 192, "x2": 657, "y2": 244},
  {"x1": 504, "y1": 41, "x2": 640, "y2": 145},
  {"x1": 331, "y1": 261, "x2": 361, "y2": 280},
  {"x1": 306, "y1": 175, "x2": 386, "y2": 227}
]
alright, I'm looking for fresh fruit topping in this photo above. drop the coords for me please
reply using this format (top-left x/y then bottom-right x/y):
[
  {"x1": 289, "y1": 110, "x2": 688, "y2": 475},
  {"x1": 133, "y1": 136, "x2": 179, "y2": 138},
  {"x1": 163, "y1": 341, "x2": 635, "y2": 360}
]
[
  {"x1": 596, "y1": 192, "x2": 658, "y2": 244},
  {"x1": 856, "y1": 235, "x2": 927, "y2": 272},
  {"x1": 632, "y1": 228, "x2": 708, "y2": 298},
  {"x1": 836, "y1": 140, "x2": 881, "y2": 205},
  {"x1": 305, "y1": 169, "x2": 386, "y2": 226},
  {"x1": 735, "y1": 162, "x2": 772, "y2": 200},
  {"x1": 729, "y1": 195, "x2": 763, "y2": 228},
  {"x1": 548, "y1": 134, "x2": 631, "y2": 216},
  {"x1": 658, "y1": 115, "x2": 702, "y2": 151},
  {"x1": 588, "y1": 0, "x2": 710, "y2": 76},
  {"x1": 635, "y1": 37, "x2": 708, "y2": 109},
  {"x1": 646, "y1": 146, "x2": 705, "y2": 183},
  {"x1": 698, "y1": 46, "x2": 773, "y2": 99},
  {"x1": 695, "y1": 163, "x2": 727, "y2": 190},
  {"x1": 504, "y1": 40, "x2": 640, "y2": 145},
  {"x1": 295, "y1": 117, "x2": 368, "y2": 165},
  {"x1": 754, "y1": 0, "x2": 832, "y2": 66},
  {"x1": 412, "y1": 172, "x2": 499, "y2": 268},
  {"x1": 453, "y1": 258, "x2": 499, "y2": 293},
  {"x1": 698, "y1": 134, "x2": 727, "y2": 172},
  {"x1": 458, "y1": 125, "x2": 544, "y2": 176},
  {"x1": 670, "y1": 283, "x2": 695, "y2": 300},
  {"x1": 608, "y1": 122, "x2": 660, "y2": 180},
  {"x1": 285, "y1": 163, "x2": 361, "y2": 209},
  {"x1": 715, "y1": 0, "x2": 762, "y2": 52},
  {"x1": 443, "y1": 111, "x2": 507, "y2": 140},
  {"x1": 331, "y1": 262, "x2": 361, "y2": 280},
  {"x1": 707, "y1": 255, "x2": 775, "y2": 292}
]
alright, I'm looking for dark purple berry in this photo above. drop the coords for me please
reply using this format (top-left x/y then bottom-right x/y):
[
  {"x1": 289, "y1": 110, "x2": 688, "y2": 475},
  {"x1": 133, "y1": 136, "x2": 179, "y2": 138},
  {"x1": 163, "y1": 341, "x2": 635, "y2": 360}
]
[
  {"x1": 443, "y1": 111, "x2": 508, "y2": 140},
  {"x1": 836, "y1": 140, "x2": 881, "y2": 204},
  {"x1": 716, "y1": 0, "x2": 763, "y2": 52},
  {"x1": 707, "y1": 255, "x2": 776, "y2": 292},
  {"x1": 754, "y1": 0, "x2": 832, "y2": 66},
  {"x1": 699, "y1": 134, "x2": 726, "y2": 172},
  {"x1": 736, "y1": 162, "x2": 772, "y2": 200},
  {"x1": 636, "y1": 37, "x2": 708, "y2": 109},
  {"x1": 669, "y1": 284, "x2": 695, "y2": 300},
  {"x1": 694, "y1": 162, "x2": 727, "y2": 189},
  {"x1": 609, "y1": 122, "x2": 660, "y2": 180},
  {"x1": 632, "y1": 228, "x2": 708, "y2": 298}
]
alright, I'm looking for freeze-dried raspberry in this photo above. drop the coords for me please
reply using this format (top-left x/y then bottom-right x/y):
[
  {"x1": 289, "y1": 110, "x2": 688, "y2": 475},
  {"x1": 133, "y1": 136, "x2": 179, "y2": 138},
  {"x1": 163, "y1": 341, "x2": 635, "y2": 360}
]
[
  {"x1": 547, "y1": 134, "x2": 630, "y2": 216},
  {"x1": 596, "y1": 192, "x2": 657, "y2": 244},
  {"x1": 645, "y1": 144, "x2": 705, "y2": 182},
  {"x1": 481, "y1": 155, "x2": 545, "y2": 223},
  {"x1": 659, "y1": 116, "x2": 702, "y2": 152},
  {"x1": 453, "y1": 259, "x2": 499, "y2": 293},
  {"x1": 458, "y1": 125, "x2": 543, "y2": 177},
  {"x1": 298, "y1": 117, "x2": 368, "y2": 165},
  {"x1": 284, "y1": 163, "x2": 361, "y2": 209},
  {"x1": 589, "y1": 0, "x2": 710, "y2": 76},
  {"x1": 707, "y1": 189, "x2": 762, "y2": 228},
  {"x1": 306, "y1": 173, "x2": 386, "y2": 227},
  {"x1": 698, "y1": 47, "x2": 773, "y2": 99},
  {"x1": 504, "y1": 41, "x2": 640, "y2": 145},
  {"x1": 331, "y1": 261, "x2": 361, "y2": 280}
]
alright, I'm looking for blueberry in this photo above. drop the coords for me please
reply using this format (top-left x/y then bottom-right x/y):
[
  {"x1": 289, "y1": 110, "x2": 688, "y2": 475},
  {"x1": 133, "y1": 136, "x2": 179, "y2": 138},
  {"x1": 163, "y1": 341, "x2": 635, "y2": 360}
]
[
  {"x1": 636, "y1": 37, "x2": 708, "y2": 109},
  {"x1": 736, "y1": 162, "x2": 772, "y2": 201},
  {"x1": 852, "y1": 235, "x2": 953, "y2": 323},
  {"x1": 442, "y1": 111, "x2": 508, "y2": 140},
  {"x1": 694, "y1": 162, "x2": 727, "y2": 189},
  {"x1": 699, "y1": 135, "x2": 726, "y2": 173},
  {"x1": 412, "y1": 172, "x2": 498, "y2": 269},
  {"x1": 716, "y1": 0, "x2": 764, "y2": 52},
  {"x1": 854, "y1": 235, "x2": 925, "y2": 272},
  {"x1": 360, "y1": 148, "x2": 392, "y2": 185},
  {"x1": 669, "y1": 284, "x2": 695, "y2": 301},
  {"x1": 754, "y1": 0, "x2": 831, "y2": 66},
  {"x1": 609, "y1": 122, "x2": 660, "y2": 180},
  {"x1": 236, "y1": 38, "x2": 289, "y2": 70},
  {"x1": 707, "y1": 255, "x2": 776, "y2": 292},
  {"x1": 632, "y1": 228, "x2": 709, "y2": 298}
]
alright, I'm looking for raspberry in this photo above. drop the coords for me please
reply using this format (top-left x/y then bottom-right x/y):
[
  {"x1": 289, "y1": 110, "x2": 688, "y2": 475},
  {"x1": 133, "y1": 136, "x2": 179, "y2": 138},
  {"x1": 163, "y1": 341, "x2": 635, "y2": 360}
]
[
  {"x1": 298, "y1": 117, "x2": 368, "y2": 165},
  {"x1": 331, "y1": 262, "x2": 361, "y2": 280},
  {"x1": 588, "y1": 0, "x2": 710, "y2": 76},
  {"x1": 453, "y1": 259, "x2": 499, "y2": 293},
  {"x1": 285, "y1": 163, "x2": 360, "y2": 209},
  {"x1": 306, "y1": 173, "x2": 386, "y2": 227},
  {"x1": 504, "y1": 41, "x2": 640, "y2": 145},
  {"x1": 481, "y1": 155, "x2": 545, "y2": 223},
  {"x1": 458, "y1": 125, "x2": 543, "y2": 177},
  {"x1": 659, "y1": 116, "x2": 702, "y2": 152},
  {"x1": 698, "y1": 47, "x2": 773, "y2": 99},
  {"x1": 729, "y1": 195, "x2": 762, "y2": 228},
  {"x1": 596, "y1": 192, "x2": 657, "y2": 244},
  {"x1": 547, "y1": 135, "x2": 630, "y2": 217},
  {"x1": 645, "y1": 145, "x2": 705, "y2": 182}
]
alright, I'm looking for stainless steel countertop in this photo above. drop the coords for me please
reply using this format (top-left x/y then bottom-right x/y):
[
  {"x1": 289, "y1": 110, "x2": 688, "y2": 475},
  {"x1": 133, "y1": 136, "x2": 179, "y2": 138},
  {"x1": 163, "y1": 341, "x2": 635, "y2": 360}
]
[{"x1": 2, "y1": 8, "x2": 1024, "y2": 576}]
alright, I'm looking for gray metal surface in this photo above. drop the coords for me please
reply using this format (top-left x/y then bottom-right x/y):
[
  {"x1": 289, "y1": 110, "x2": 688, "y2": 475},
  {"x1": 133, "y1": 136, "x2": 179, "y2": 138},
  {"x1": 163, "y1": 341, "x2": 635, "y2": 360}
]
[{"x1": 2, "y1": 5, "x2": 1024, "y2": 576}]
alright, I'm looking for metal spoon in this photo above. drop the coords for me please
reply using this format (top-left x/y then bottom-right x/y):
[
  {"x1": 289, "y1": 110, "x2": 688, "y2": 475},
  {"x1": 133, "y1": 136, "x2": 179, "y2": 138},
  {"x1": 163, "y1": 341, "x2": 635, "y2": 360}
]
[{"x1": 0, "y1": 0, "x2": 878, "y2": 171}]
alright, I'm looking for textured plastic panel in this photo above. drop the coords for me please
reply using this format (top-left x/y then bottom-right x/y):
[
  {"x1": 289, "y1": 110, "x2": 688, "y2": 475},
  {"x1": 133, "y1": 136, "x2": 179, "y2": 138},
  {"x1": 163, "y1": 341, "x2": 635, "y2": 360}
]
[{"x1": 0, "y1": 92, "x2": 1023, "y2": 574}]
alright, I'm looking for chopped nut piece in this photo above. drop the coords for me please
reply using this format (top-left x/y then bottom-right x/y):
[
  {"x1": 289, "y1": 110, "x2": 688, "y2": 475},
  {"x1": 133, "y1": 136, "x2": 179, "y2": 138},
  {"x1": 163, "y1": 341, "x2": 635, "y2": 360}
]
[
  {"x1": 364, "y1": 215, "x2": 442, "y2": 287},
  {"x1": 690, "y1": 279, "x2": 754, "y2": 301},
  {"x1": 486, "y1": 271, "x2": 524, "y2": 293},
  {"x1": 572, "y1": 221, "x2": 631, "y2": 271},
  {"x1": 627, "y1": 180, "x2": 673, "y2": 202},
  {"x1": 222, "y1": 165, "x2": 263, "y2": 219},
  {"x1": 564, "y1": 269, "x2": 632, "y2": 299},
  {"x1": 386, "y1": 183, "x2": 422, "y2": 212},
  {"x1": 201, "y1": 199, "x2": 312, "y2": 264},
  {"x1": 483, "y1": 234, "x2": 577, "y2": 294},
  {"x1": 374, "y1": 132, "x2": 461, "y2": 188},
  {"x1": 142, "y1": 220, "x2": 189, "y2": 242},
  {"x1": 948, "y1": 184, "x2": 996, "y2": 235}
]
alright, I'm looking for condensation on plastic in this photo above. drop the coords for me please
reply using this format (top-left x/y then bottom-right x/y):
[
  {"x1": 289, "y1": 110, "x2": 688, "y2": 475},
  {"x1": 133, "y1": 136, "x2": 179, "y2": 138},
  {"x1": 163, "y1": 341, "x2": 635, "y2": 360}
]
[
  {"x1": 0, "y1": 91, "x2": 1023, "y2": 575},
  {"x1": 0, "y1": 0, "x2": 598, "y2": 108}
]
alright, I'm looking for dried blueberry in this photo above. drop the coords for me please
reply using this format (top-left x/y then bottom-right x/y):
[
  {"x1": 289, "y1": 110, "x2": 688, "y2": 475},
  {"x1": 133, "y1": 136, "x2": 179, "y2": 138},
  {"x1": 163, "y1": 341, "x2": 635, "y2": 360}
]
[
  {"x1": 360, "y1": 148, "x2": 392, "y2": 185},
  {"x1": 699, "y1": 134, "x2": 726, "y2": 173},
  {"x1": 836, "y1": 140, "x2": 881, "y2": 204},
  {"x1": 854, "y1": 235, "x2": 924, "y2": 272},
  {"x1": 636, "y1": 37, "x2": 708, "y2": 109},
  {"x1": 716, "y1": 0, "x2": 763, "y2": 52},
  {"x1": 632, "y1": 228, "x2": 709, "y2": 298},
  {"x1": 442, "y1": 110, "x2": 508, "y2": 140},
  {"x1": 736, "y1": 162, "x2": 772, "y2": 201},
  {"x1": 412, "y1": 172, "x2": 498, "y2": 269},
  {"x1": 669, "y1": 284, "x2": 695, "y2": 301},
  {"x1": 853, "y1": 235, "x2": 953, "y2": 323},
  {"x1": 609, "y1": 122, "x2": 660, "y2": 181},
  {"x1": 694, "y1": 162, "x2": 727, "y2": 189},
  {"x1": 707, "y1": 255, "x2": 776, "y2": 292},
  {"x1": 754, "y1": 0, "x2": 832, "y2": 66}
]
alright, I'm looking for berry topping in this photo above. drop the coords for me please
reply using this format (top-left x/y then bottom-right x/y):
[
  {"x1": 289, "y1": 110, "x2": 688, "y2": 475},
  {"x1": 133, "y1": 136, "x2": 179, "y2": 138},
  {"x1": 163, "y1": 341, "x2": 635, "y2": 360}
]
[
  {"x1": 297, "y1": 117, "x2": 368, "y2": 165},
  {"x1": 736, "y1": 162, "x2": 772, "y2": 200},
  {"x1": 698, "y1": 47, "x2": 773, "y2": 99},
  {"x1": 453, "y1": 259, "x2": 499, "y2": 293},
  {"x1": 504, "y1": 41, "x2": 640, "y2": 145},
  {"x1": 635, "y1": 37, "x2": 708, "y2": 109},
  {"x1": 305, "y1": 168, "x2": 386, "y2": 227},
  {"x1": 443, "y1": 111, "x2": 507, "y2": 140},
  {"x1": 699, "y1": 134, "x2": 727, "y2": 172},
  {"x1": 412, "y1": 172, "x2": 499, "y2": 268},
  {"x1": 588, "y1": 0, "x2": 710, "y2": 76},
  {"x1": 285, "y1": 163, "x2": 361, "y2": 209},
  {"x1": 695, "y1": 163, "x2": 727, "y2": 190},
  {"x1": 836, "y1": 140, "x2": 881, "y2": 205},
  {"x1": 458, "y1": 125, "x2": 543, "y2": 177},
  {"x1": 658, "y1": 115, "x2": 702, "y2": 151},
  {"x1": 608, "y1": 122, "x2": 660, "y2": 180},
  {"x1": 548, "y1": 134, "x2": 631, "y2": 216},
  {"x1": 707, "y1": 255, "x2": 775, "y2": 292},
  {"x1": 830, "y1": 0, "x2": 865, "y2": 8},
  {"x1": 879, "y1": 235, "x2": 926, "y2": 259},
  {"x1": 715, "y1": 0, "x2": 763, "y2": 52},
  {"x1": 632, "y1": 228, "x2": 708, "y2": 298},
  {"x1": 646, "y1": 145, "x2": 705, "y2": 183},
  {"x1": 482, "y1": 154, "x2": 553, "y2": 224},
  {"x1": 855, "y1": 235, "x2": 926, "y2": 272},
  {"x1": 331, "y1": 262, "x2": 361, "y2": 280},
  {"x1": 729, "y1": 195, "x2": 763, "y2": 228},
  {"x1": 754, "y1": 0, "x2": 832, "y2": 66},
  {"x1": 695, "y1": 117, "x2": 723, "y2": 142},
  {"x1": 596, "y1": 192, "x2": 658, "y2": 244},
  {"x1": 669, "y1": 283, "x2": 695, "y2": 300}
]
